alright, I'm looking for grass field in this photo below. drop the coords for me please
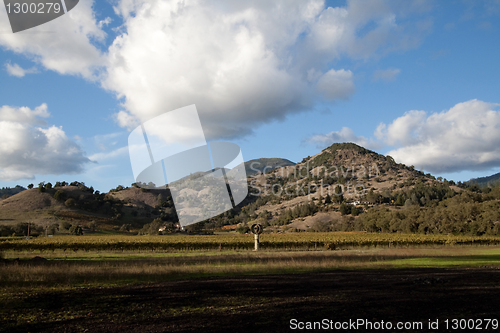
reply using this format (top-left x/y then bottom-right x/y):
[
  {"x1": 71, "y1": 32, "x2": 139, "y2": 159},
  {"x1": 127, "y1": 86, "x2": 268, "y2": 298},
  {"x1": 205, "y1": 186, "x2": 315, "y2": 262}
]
[
  {"x1": 3, "y1": 246, "x2": 500, "y2": 290},
  {"x1": 2, "y1": 233, "x2": 500, "y2": 332},
  {"x1": 2, "y1": 233, "x2": 500, "y2": 291}
]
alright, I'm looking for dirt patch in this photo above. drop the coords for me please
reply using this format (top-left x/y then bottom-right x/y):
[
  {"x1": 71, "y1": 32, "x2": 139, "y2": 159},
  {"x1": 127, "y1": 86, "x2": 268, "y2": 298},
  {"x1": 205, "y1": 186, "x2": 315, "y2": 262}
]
[
  {"x1": 107, "y1": 187, "x2": 161, "y2": 208},
  {"x1": 288, "y1": 212, "x2": 342, "y2": 230}
]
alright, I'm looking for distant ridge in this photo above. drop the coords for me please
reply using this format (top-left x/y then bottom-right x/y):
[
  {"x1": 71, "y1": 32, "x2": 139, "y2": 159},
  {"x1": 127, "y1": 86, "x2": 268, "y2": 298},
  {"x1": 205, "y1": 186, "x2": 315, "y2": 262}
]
[
  {"x1": 0, "y1": 185, "x2": 26, "y2": 198},
  {"x1": 467, "y1": 172, "x2": 500, "y2": 187},
  {"x1": 245, "y1": 158, "x2": 296, "y2": 176}
]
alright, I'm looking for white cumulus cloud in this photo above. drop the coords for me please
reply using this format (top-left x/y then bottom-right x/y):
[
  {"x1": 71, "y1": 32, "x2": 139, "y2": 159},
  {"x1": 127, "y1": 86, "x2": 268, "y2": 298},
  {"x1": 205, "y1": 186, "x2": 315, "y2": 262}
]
[
  {"x1": 376, "y1": 109, "x2": 427, "y2": 146},
  {"x1": 0, "y1": 0, "x2": 432, "y2": 140},
  {"x1": 379, "y1": 100, "x2": 500, "y2": 173},
  {"x1": 0, "y1": 104, "x2": 91, "y2": 181},
  {"x1": 102, "y1": 0, "x2": 431, "y2": 139},
  {"x1": 0, "y1": 103, "x2": 49, "y2": 125}
]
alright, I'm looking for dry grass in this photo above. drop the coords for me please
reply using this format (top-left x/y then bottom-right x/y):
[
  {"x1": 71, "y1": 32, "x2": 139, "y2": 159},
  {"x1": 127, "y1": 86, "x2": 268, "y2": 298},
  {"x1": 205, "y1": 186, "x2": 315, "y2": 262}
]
[
  {"x1": 2, "y1": 246, "x2": 500, "y2": 293},
  {"x1": 0, "y1": 251, "x2": 381, "y2": 288}
]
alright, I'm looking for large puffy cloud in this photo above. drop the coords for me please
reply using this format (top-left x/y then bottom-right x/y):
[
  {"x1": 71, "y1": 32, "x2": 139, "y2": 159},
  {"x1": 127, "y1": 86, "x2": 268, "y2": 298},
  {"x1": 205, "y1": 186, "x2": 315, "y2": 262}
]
[
  {"x1": 0, "y1": 105, "x2": 91, "y2": 181},
  {"x1": 0, "y1": 1, "x2": 106, "y2": 79},
  {"x1": 379, "y1": 100, "x2": 500, "y2": 173},
  {"x1": 0, "y1": 0, "x2": 431, "y2": 140},
  {"x1": 103, "y1": 0, "x2": 431, "y2": 139},
  {"x1": 104, "y1": 0, "x2": 315, "y2": 138}
]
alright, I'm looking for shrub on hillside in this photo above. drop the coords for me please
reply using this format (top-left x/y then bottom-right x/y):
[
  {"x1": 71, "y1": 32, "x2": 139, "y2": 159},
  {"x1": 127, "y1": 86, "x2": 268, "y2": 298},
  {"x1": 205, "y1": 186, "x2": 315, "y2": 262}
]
[
  {"x1": 54, "y1": 190, "x2": 66, "y2": 201},
  {"x1": 65, "y1": 198, "x2": 76, "y2": 208}
]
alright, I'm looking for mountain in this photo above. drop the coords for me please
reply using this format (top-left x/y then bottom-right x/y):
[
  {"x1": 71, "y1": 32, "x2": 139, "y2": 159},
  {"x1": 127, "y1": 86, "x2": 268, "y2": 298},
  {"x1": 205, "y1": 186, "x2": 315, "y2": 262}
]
[
  {"x1": 251, "y1": 142, "x2": 433, "y2": 192},
  {"x1": 467, "y1": 172, "x2": 500, "y2": 188},
  {"x1": 0, "y1": 142, "x2": 456, "y2": 234},
  {"x1": 244, "y1": 158, "x2": 295, "y2": 176},
  {"x1": 243, "y1": 142, "x2": 449, "y2": 230}
]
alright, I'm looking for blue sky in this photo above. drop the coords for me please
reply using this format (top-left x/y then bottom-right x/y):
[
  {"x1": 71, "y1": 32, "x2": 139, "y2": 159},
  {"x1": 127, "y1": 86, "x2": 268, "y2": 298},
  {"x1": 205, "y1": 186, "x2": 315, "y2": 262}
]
[{"x1": 1, "y1": 0, "x2": 500, "y2": 192}]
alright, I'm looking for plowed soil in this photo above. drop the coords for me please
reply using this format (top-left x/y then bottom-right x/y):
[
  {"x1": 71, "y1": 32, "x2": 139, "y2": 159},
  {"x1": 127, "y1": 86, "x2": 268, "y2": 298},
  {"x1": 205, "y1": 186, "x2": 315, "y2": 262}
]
[{"x1": 2, "y1": 267, "x2": 499, "y2": 333}]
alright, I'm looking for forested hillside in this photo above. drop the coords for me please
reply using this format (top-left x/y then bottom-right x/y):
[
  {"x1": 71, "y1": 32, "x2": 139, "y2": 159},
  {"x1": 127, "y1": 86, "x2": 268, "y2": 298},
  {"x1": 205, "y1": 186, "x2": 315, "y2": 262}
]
[{"x1": 467, "y1": 172, "x2": 500, "y2": 188}]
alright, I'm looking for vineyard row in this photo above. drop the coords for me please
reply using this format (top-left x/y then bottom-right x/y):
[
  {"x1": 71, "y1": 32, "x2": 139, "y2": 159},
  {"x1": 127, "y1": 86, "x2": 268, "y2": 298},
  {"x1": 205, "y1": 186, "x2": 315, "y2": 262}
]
[{"x1": 1, "y1": 233, "x2": 499, "y2": 251}]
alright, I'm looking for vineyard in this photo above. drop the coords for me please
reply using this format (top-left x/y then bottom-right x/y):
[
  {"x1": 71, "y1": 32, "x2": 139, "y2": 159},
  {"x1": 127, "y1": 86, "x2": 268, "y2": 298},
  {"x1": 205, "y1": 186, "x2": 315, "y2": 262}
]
[{"x1": 1, "y1": 232, "x2": 500, "y2": 252}]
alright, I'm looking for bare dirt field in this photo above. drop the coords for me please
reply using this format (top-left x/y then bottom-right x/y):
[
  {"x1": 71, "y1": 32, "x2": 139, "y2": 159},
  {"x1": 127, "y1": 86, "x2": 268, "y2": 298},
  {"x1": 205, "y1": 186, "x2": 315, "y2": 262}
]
[{"x1": 2, "y1": 267, "x2": 499, "y2": 333}]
